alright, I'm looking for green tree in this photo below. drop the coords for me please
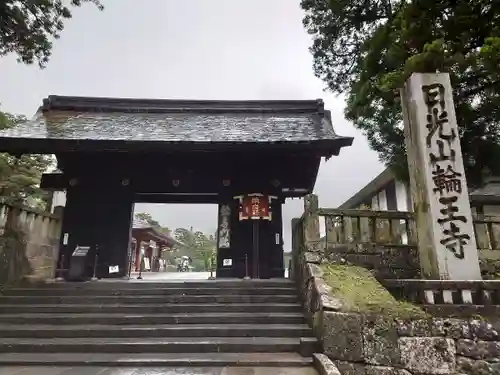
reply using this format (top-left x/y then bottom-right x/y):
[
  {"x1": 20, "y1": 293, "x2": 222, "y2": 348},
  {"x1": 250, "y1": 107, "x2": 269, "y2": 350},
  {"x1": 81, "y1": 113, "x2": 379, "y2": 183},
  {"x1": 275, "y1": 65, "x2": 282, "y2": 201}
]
[
  {"x1": 0, "y1": 110, "x2": 52, "y2": 208},
  {"x1": 0, "y1": 0, "x2": 103, "y2": 68},
  {"x1": 134, "y1": 212, "x2": 161, "y2": 228},
  {"x1": 301, "y1": 0, "x2": 500, "y2": 187},
  {"x1": 0, "y1": 2, "x2": 103, "y2": 207},
  {"x1": 174, "y1": 227, "x2": 216, "y2": 271}
]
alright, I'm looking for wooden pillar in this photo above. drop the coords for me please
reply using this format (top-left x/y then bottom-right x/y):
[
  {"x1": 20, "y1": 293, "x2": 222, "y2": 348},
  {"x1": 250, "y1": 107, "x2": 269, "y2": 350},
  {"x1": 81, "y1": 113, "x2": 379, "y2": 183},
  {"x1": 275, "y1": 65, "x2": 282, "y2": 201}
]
[
  {"x1": 290, "y1": 217, "x2": 303, "y2": 280},
  {"x1": 401, "y1": 73, "x2": 481, "y2": 280},
  {"x1": 216, "y1": 201, "x2": 235, "y2": 278},
  {"x1": 267, "y1": 199, "x2": 284, "y2": 278},
  {"x1": 58, "y1": 182, "x2": 134, "y2": 279}
]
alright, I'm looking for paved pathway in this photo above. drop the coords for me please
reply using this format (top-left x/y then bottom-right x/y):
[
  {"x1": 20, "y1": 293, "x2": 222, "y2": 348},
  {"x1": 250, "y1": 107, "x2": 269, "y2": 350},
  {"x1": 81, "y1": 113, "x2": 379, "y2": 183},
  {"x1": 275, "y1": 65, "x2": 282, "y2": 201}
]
[
  {"x1": 126, "y1": 270, "x2": 289, "y2": 282},
  {"x1": 128, "y1": 272, "x2": 212, "y2": 281},
  {"x1": 0, "y1": 367, "x2": 317, "y2": 375}
]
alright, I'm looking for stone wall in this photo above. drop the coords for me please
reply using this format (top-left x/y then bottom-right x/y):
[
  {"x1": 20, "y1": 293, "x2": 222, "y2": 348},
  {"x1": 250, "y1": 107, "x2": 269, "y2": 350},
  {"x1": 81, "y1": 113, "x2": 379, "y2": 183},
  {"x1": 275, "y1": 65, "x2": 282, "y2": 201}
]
[
  {"x1": 293, "y1": 249, "x2": 500, "y2": 375},
  {"x1": 326, "y1": 312, "x2": 500, "y2": 375},
  {"x1": 0, "y1": 204, "x2": 61, "y2": 286},
  {"x1": 325, "y1": 243, "x2": 500, "y2": 281},
  {"x1": 325, "y1": 244, "x2": 420, "y2": 280}
]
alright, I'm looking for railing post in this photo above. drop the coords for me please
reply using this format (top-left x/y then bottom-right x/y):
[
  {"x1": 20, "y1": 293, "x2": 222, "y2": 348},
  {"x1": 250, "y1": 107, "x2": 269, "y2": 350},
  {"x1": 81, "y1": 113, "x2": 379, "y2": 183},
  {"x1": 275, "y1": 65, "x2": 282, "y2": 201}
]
[{"x1": 303, "y1": 194, "x2": 321, "y2": 253}]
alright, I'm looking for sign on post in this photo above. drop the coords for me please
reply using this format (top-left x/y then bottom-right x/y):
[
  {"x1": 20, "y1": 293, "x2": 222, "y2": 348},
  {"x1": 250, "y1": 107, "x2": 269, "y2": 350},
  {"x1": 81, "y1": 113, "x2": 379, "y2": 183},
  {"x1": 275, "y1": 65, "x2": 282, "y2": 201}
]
[
  {"x1": 235, "y1": 193, "x2": 277, "y2": 221},
  {"x1": 401, "y1": 73, "x2": 481, "y2": 280}
]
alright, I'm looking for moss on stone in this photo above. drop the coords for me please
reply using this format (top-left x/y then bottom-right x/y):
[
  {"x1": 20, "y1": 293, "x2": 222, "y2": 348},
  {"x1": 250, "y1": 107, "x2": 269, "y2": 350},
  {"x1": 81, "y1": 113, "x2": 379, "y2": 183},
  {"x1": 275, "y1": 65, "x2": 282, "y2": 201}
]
[{"x1": 321, "y1": 263, "x2": 429, "y2": 319}]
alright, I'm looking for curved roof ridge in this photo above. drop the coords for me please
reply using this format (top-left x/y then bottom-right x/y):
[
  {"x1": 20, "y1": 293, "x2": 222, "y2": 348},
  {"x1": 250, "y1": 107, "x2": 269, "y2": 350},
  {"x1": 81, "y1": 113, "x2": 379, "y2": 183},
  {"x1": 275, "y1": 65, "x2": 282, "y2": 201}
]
[{"x1": 42, "y1": 95, "x2": 325, "y2": 114}]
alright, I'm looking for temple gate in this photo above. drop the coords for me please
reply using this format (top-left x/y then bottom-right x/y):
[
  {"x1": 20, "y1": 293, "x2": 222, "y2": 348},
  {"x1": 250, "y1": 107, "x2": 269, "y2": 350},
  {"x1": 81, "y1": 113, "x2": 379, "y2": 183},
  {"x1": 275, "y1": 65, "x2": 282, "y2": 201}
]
[{"x1": 0, "y1": 96, "x2": 352, "y2": 279}]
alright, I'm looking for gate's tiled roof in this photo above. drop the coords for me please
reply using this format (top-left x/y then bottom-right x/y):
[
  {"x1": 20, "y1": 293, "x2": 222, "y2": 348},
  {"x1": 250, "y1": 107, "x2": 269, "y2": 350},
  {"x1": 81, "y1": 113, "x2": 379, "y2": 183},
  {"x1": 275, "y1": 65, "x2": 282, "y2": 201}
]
[{"x1": 0, "y1": 95, "x2": 353, "y2": 154}]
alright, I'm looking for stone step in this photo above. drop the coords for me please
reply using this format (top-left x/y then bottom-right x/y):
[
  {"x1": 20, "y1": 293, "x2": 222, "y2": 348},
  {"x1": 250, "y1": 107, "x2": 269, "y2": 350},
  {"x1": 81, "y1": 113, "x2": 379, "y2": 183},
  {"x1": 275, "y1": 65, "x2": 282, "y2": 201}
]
[
  {"x1": 0, "y1": 312, "x2": 305, "y2": 325},
  {"x1": 0, "y1": 337, "x2": 316, "y2": 354},
  {"x1": 0, "y1": 352, "x2": 313, "y2": 367},
  {"x1": 3, "y1": 287, "x2": 297, "y2": 296},
  {"x1": 32, "y1": 279, "x2": 295, "y2": 289},
  {"x1": 0, "y1": 323, "x2": 313, "y2": 338},
  {"x1": 0, "y1": 294, "x2": 299, "y2": 304},
  {"x1": 0, "y1": 303, "x2": 302, "y2": 314}
]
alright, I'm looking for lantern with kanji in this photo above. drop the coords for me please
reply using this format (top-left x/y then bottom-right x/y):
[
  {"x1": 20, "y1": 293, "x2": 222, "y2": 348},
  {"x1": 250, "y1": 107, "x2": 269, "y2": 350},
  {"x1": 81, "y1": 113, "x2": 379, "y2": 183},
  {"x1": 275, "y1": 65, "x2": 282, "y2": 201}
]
[{"x1": 234, "y1": 193, "x2": 277, "y2": 221}]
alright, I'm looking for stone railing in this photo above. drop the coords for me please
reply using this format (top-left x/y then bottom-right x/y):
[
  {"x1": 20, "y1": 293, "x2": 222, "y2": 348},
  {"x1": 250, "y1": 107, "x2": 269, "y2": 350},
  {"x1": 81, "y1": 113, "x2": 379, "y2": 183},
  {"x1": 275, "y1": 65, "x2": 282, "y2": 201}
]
[
  {"x1": 290, "y1": 194, "x2": 500, "y2": 281},
  {"x1": 474, "y1": 214, "x2": 500, "y2": 277},
  {"x1": 0, "y1": 204, "x2": 61, "y2": 286},
  {"x1": 474, "y1": 214, "x2": 500, "y2": 251},
  {"x1": 320, "y1": 208, "x2": 417, "y2": 246},
  {"x1": 319, "y1": 207, "x2": 420, "y2": 279},
  {"x1": 382, "y1": 279, "x2": 500, "y2": 317}
]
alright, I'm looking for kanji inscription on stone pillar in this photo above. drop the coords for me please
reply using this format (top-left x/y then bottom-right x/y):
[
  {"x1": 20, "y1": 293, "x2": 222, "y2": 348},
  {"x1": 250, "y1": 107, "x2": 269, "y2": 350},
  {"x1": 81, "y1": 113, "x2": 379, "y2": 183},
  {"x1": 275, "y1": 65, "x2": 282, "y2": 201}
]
[{"x1": 401, "y1": 73, "x2": 481, "y2": 280}]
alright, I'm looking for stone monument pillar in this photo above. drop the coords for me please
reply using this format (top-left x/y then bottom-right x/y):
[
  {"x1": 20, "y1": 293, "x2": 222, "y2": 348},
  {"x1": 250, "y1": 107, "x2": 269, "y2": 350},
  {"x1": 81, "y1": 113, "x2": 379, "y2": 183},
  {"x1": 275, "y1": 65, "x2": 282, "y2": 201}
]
[{"x1": 401, "y1": 73, "x2": 481, "y2": 280}]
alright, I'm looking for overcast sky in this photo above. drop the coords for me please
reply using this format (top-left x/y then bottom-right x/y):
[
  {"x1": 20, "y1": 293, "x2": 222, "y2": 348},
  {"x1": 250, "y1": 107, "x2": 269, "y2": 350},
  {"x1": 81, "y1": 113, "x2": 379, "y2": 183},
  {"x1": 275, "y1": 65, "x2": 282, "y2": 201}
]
[{"x1": 0, "y1": 0, "x2": 384, "y2": 251}]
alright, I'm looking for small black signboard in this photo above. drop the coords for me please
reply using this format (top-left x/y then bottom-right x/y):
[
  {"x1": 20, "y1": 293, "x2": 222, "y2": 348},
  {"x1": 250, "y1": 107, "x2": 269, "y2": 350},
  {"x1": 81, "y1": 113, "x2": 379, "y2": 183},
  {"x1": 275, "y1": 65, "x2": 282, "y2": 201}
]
[{"x1": 66, "y1": 246, "x2": 91, "y2": 281}]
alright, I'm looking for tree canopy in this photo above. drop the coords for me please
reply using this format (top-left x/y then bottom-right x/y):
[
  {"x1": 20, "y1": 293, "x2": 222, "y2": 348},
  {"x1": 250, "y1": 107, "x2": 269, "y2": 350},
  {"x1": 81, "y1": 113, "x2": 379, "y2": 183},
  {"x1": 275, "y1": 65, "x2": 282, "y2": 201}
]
[
  {"x1": 173, "y1": 227, "x2": 216, "y2": 270},
  {"x1": 0, "y1": 110, "x2": 52, "y2": 208},
  {"x1": 0, "y1": 1, "x2": 103, "y2": 207},
  {"x1": 0, "y1": 0, "x2": 103, "y2": 67},
  {"x1": 301, "y1": 0, "x2": 500, "y2": 187},
  {"x1": 134, "y1": 212, "x2": 161, "y2": 229}
]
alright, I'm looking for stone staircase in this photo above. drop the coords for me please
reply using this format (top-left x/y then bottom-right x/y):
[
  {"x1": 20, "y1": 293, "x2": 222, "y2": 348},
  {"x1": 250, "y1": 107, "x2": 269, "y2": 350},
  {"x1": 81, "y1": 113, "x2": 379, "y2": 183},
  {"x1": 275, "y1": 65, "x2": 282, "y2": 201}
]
[{"x1": 0, "y1": 278, "x2": 318, "y2": 367}]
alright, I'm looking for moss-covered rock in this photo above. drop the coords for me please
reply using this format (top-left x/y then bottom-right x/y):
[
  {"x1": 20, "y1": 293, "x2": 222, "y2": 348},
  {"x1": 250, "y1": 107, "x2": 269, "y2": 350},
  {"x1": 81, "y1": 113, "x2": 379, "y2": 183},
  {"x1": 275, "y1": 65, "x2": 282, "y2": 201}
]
[{"x1": 320, "y1": 264, "x2": 428, "y2": 319}]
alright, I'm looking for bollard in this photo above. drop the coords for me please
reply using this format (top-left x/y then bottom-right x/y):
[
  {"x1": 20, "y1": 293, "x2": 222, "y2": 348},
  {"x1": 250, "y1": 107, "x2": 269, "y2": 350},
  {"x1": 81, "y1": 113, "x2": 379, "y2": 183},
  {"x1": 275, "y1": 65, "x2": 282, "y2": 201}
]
[
  {"x1": 91, "y1": 251, "x2": 99, "y2": 281},
  {"x1": 137, "y1": 256, "x2": 143, "y2": 280},
  {"x1": 244, "y1": 253, "x2": 250, "y2": 280},
  {"x1": 208, "y1": 255, "x2": 216, "y2": 280},
  {"x1": 55, "y1": 254, "x2": 65, "y2": 281},
  {"x1": 127, "y1": 256, "x2": 133, "y2": 279}
]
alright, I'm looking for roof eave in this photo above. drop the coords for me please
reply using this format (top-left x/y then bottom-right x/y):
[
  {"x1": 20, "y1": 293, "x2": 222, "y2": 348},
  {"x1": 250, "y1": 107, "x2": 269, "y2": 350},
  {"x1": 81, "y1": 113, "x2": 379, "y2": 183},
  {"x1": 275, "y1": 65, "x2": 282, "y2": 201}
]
[
  {"x1": 132, "y1": 227, "x2": 176, "y2": 247},
  {"x1": 0, "y1": 137, "x2": 354, "y2": 155},
  {"x1": 470, "y1": 195, "x2": 500, "y2": 205},
  {"x1": 338, "y1": 167, "x2": 396, "y2": 209}
]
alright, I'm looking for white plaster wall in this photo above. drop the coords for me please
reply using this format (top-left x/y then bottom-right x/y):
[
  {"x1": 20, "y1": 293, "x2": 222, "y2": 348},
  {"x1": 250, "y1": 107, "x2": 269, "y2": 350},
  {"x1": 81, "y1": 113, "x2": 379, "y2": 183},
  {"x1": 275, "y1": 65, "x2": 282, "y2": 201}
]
[
  {"x1": 406, "y1": 182, "x2": 414, "y2": 211},
  {"x1": 350, "y1": 178, "x2": 415, "y2": 213},
  {"x1": 51, "y1": 191, "x2": 66, "y2": 212},
  {"x1": 395, "y1": 180, "x2": 408, "y2": 211},
  {"x1": 371, "y1": 195, "x2": 379, "y2": 210},
  {"x1": 484, "y1": 205, "x2": 500, "y2": 215},
  {"x1": 377, "y1": 189, "x2": 388, "y2": 210}
]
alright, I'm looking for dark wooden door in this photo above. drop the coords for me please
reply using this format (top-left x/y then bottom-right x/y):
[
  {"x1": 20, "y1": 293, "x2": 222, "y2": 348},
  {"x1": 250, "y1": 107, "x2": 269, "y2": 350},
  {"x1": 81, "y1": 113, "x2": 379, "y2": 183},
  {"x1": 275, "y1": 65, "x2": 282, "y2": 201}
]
[
  {"x1": 237, "y1": 218, "x2": 281, "y2": 279},
  {"x1": 221, "y1": 198, "x2": 284, "y2": 279}
]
